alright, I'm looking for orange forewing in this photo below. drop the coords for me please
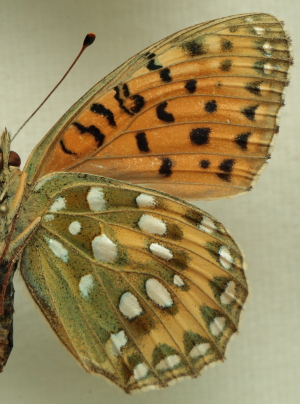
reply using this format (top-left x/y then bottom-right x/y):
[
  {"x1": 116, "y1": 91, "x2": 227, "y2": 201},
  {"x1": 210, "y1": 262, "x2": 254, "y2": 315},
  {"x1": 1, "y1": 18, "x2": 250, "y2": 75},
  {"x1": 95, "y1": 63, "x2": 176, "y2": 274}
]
[{"x1": 24, "y1": 13, "x2": 292, "y2": 199}]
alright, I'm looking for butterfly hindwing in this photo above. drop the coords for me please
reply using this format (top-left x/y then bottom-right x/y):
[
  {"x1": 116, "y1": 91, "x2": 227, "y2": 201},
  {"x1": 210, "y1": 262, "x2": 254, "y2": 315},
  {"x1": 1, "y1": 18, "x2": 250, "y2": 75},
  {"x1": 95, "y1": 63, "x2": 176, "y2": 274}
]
[
  {"x1": 18, "y1": 173, "x2": 247, "y2": 392},
  {"x1": 24, "y1": 13, "x2": 292, "y2": 199}
]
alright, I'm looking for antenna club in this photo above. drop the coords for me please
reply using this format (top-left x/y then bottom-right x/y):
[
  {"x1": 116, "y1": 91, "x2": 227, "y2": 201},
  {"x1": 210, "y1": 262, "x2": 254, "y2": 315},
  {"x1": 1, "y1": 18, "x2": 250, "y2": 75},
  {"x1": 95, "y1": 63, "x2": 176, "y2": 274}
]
[{"x1": 83, "y1": 33, "x2": 96, "y2": 48}]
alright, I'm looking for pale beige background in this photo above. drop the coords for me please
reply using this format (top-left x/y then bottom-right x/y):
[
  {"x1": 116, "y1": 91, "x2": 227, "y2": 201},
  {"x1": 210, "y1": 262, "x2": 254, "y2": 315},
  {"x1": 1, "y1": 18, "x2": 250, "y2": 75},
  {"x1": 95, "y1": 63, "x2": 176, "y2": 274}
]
[{"x1": 0, "y1": 0, "x2": 299, "y2": 403}]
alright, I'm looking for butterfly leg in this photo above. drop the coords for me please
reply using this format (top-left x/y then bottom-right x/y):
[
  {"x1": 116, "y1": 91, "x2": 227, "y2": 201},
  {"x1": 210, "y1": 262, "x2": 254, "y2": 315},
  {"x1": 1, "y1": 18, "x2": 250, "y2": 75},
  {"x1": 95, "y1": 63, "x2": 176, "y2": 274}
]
[{"x1": 0, "y1": 217, "x2": 40, "y2": 315}]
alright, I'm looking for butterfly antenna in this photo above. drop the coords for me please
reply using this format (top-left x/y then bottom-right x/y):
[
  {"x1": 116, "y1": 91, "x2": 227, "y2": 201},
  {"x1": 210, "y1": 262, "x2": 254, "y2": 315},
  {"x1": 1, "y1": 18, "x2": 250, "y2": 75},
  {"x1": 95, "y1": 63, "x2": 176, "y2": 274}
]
[{"x1": 11, "y1": 33, "x2": 96, "y2": 142}]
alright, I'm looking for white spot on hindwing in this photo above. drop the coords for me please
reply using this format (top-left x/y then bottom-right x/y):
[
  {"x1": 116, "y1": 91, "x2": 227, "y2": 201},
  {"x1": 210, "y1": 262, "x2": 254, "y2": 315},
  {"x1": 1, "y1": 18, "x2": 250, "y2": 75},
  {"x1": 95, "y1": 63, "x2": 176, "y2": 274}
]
[
  {"x1": 198, "y1": 216, "x2": 216, "y2": 234},
  {"x1": 45, "y1": 237, "x2": 69, "y2": 262},
  {"x1": 79, "y1": 274, "x2": 94, "y2": 298},
  {"x1": 254, "y1": 26, "x2": 264, "y2": 35},
  {"x1": 149, "y1": 243, "x2": 173, "y2": 260},
  {"x1": 262, "y1": 42, "x2": 272, "y2": 56},
  {"x1": 263, "y1": 63, "x2": 273, "y2": 74},
  {"x1": 210, "y1": 317, "x2": 226, "y2": 336},
  {"x1": 219, "y1": 246, "x2": 233, "y2": 269},
  {"x1": 138, "y1": 214, "x2": 167, "y2": 235},
  {"x1": 92, "y1": 233, "x2": 118, "y2": 262},
  {"x1": 136, "y1": 193, "x2": 157, "y2": 208},
  {"x1": 44, "y1": 214, "x2": 55, "y2": 222},
  {"x1": 69, "y1": 221, "x2": 81, "y2": 235},
  {"x1": 133, "y1": 363, "x2": 149, "y2": 381},
  {"x1": 220, "y1": 281, "x2": 236, "y2": 305},
  {"x1": 49, "y1": 196, "x2": 66, "y2": 212},
  {"x1": 87, "y1": 187, "x2": 106, "y2": 211},
  {"x1": 119, "y1": 292, "x2": 143, "y2": 319},
  {"x1": 111, "y1": 330, "x2": 127, "y2": 354},
  {"x1": 155, "y1": 355, "x2": 181, "y2": 371},
  {"x1": 189, "y1": 343, "x2": 210, "y2": 358},
  {"x1": 173, "y1": 275, "x2": 185, "y2": 287},
  {"x1": 145, "y1": 278, "x2": 173, "y2": 308},
  {"x1": 34, "y1": 176, "x2": 52, "y2": 192}
]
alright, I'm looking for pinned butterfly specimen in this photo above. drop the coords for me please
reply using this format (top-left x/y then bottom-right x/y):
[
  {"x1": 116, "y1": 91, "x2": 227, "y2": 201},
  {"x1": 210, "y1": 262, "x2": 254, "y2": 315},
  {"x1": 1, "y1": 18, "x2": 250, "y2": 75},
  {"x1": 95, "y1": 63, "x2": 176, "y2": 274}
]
[{"x1": 0, "y1": 13, "x2": 292, "y2": 393}]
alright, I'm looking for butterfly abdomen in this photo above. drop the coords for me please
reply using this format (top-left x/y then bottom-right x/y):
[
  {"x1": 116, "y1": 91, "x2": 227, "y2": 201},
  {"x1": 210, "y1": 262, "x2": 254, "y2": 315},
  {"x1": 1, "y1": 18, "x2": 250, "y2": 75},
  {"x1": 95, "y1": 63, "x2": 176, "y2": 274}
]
[{"x1": 0, "y1": 260, "x2": 14, "y2": 372}]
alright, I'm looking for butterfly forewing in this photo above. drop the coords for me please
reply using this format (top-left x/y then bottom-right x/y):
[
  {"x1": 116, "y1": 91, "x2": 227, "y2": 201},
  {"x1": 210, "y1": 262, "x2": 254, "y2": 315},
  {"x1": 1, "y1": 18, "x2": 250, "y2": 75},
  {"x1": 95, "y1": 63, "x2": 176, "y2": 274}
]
[
  {"x1": 24, "y1": 13, "x2": 292, "y2": 199},
  {"x1": 18, "y1": 173, "x2": 247, "y2": 392}
]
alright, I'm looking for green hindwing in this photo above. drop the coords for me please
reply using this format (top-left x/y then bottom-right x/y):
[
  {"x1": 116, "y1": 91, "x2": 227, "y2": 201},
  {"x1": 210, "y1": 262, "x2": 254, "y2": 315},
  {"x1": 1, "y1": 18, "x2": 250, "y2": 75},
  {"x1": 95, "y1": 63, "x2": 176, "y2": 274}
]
[{"x1": 19, "y1": 173, "x2": 247, "y2": 392}]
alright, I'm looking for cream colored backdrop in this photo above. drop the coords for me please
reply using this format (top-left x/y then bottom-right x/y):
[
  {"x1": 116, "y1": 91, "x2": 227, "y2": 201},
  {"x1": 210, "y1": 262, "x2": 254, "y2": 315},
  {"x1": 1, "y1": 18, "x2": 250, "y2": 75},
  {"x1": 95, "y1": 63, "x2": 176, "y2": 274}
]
[{"x1": 0, "y1": 0, "x2": 299, "y2": 403}]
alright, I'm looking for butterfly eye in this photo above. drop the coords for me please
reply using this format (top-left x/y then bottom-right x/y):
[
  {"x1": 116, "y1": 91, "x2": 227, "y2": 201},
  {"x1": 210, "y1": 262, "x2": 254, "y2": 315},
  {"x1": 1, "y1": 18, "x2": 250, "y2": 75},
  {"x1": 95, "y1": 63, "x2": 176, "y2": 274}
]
[
  {"x1": 8, "y1": 151, "x2": 21, "y2": 167},
  {"x1": 0, "y1": 151, "x2": 21, "y2": 170}
]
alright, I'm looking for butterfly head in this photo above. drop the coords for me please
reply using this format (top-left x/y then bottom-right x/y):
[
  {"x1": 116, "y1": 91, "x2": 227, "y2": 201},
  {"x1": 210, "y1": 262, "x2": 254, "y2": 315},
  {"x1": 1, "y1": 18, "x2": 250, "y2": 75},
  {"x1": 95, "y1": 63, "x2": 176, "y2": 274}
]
[{"x1": 0, "y1": 130, "x2": 21, "y2": 215}]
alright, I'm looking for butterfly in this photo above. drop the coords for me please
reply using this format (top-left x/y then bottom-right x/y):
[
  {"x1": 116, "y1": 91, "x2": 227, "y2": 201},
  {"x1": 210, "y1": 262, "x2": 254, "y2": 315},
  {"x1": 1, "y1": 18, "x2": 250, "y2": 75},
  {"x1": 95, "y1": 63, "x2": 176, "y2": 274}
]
[{"x1": 0, "y1": 13, "x2": 292, "y2": 393}]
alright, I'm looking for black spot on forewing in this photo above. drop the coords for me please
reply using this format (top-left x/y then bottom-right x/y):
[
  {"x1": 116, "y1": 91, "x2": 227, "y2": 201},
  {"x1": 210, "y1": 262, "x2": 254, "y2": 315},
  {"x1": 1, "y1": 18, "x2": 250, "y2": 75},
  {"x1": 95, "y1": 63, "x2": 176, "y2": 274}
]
[
  {"x1": 235, "y1": 132, "x2": 251, "y2": 150},
  {"x1": 90, "y1": 103, "x2": 116, "y2": 126},
  {"x1": 72, "y1": 122, "x2": 105, "y2": 147},
  {"x1": 185, "y1": 79, "x2": 197, "y2": 93},
  {"x1": 200, "y1": 159, "x2": 210, "y2": 169},
  {"x1": 182, "y1": 40, "x2": 206, "y2": 57},
  {"x1": 156, "y1": 101, "x2": 175, "y2": 122},
  {"x1": 145, "y1": 52, "x2": 155, "y2": 60},
  {"x1": 219, "y1": 159, "x2": 235, "y2": 173},
  {"x1": 147, "y1": 60, "x2": 162, "y2": 71},
  {"x1": 114, "y1": 85, "x2": 145, "y2": 116},
  {"x1": 190, "y1": 128, "x2": 210, "y2": 145},
  {"x1": 60, "y1": 140, "x2": 77, "y2": 155},
  {"x1": 144, "y1": 52, "x2": 163, "y2": 71},
  {"x1": 159, "y1": 157, "x2": 173, "y2": 177},
  {"x1": 113, "y1": 85, "x2": 128, "y2": 112},
  {"x1": 131, "y1": 95, "x2": 145, "y2": 114},
  {"x1": 241, "y1": 105, "x2": 259, "y2": 121},
  {"x1": 205, "y1": 100, "x2": 217, "y2": 113},
  {"x1": 220, "y1": 59, "x2": 232, "y2": 71},
  {"x1": 221, "y1": 38, "x2": 233, "y2": 52},
  {"x1": 245, "y1": 81, "x2": 262, "y2": 96},
  {"x1": 217, "y1": 159, "x2": 235, "y2": 182},
  {"x1": 160, "y1": 68, "x2": 172, "y2": 83},
  {"x1": 135, "y1": 132, "x2": 150, "y2": 152},
  {"x1": 122, "y1": 83, "x2": 130, "y2": 98}
]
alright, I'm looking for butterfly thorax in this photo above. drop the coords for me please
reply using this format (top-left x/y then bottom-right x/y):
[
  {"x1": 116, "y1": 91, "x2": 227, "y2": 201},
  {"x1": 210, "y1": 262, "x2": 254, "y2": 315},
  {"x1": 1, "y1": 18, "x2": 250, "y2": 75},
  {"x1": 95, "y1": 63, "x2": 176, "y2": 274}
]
[
  {"x1": 0, "y1": 129, "x2": 23, "y2": 371},
  {"x1": 0, "y1": 130, "x2": 23, "y2": 262}
]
